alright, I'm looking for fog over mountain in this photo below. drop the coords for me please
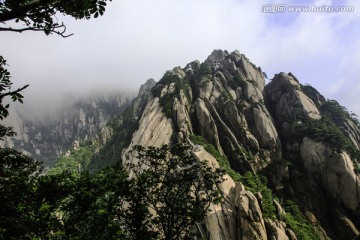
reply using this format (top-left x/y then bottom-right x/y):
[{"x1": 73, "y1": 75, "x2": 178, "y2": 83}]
[{"x1": 1, "y1": 89, "x2": 135, "y2": 167}]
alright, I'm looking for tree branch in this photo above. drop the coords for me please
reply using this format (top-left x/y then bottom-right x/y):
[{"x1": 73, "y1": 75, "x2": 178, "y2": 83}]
[
  {"x1": 0, "y1": 84, "x2": 29, "y2": 99},
  {"x1": 0, "y1": 24, "x2": 73, "y2": 37}
]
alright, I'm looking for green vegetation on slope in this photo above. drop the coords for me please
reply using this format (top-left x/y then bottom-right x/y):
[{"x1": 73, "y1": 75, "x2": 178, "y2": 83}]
[
  {"x1": 190, "y1": 134, "x2": 241, "y2": 181},
  {"x1": 151, "y1": 73, "x2": 191, "y2": 119},
  {"x1": 282, "y1": 200, "x2": 320, "y2": 240},
  {"x1": 283, "y1": 98, "x2": 360, "y2": 172},
  {"x1": 88, "y1": 106, "x2": 139, "y2": 171},
  {"x1": 242, "y1": 172, "x2": 320, "y2": 239},
  {"x1": 49, "y1": 106, "x2": 139, "y2": 174},
  {"x1": 190, "y1": 134, "x2": 320, "y2": 239},
  {"x1": 240, "y1": 172, "x2": 276, "y2": 219},
  {"x1": 1, "y1": 144, "x2": 223, "y2": 239},
  {"x1": 47, "y1": 146, "x2": 93, "y2": 175}
]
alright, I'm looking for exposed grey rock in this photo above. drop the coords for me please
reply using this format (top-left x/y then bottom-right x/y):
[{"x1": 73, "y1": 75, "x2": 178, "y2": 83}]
[
  {"x1": 238, "y1": 55, "x2": 265, "y2": 91},
  {"x1": 122, "y1": 97, "x2": 174, "y2": 176},
  {"x1": 243, "y1": 80, "x2": 264, "y2": 102},
  {"x1": 172, "y1": 66, "x2": 187, "y2": 79},
  {"x1": 133, "y1": 78, "x2": 156, "y2": 117},
  {"x1": 173, "y1": 95, "x2": 192, "y2": 137},
  {"x1": 300, "y1": 137, "x2": 360, "y2": 211},
  {"x1": 210, "y1": 77, "x2": 226, "y2": 103},
  {"x1": 185, "y1": 60, "x2": 200, "y2": 75},
  {"x1": 191, "y1": 145, "x2": 268, "y2": 240},
  {"x1": 195, "y1": 98, "x2": 223, "y2": 154},
  {"x1": 105, "y1": 50, "x2": 360, "y2": 239},
  {"x1": 205, "y1": 49, "x2": 228, "y2": 65},
  {"x1": 197, "y1": 77, "x2": 213, "y2": 100},
  {"x1": 266, "y1": 73, "x2": 321, "y2": 122},
  {"x1": 273, "y1": 199, "x2": 286, "y2": 217},
  {"x1": 342, "y1": 119, "x2": 360, "y2": 150},
  {"x1": 127, "y1": 97, "x2": 173, "y2": 148},
  {"x1": 253, "y1": 108, "x2": 278, "y2": 149},
  {"x1": 264, "y1": 219, "x2": 289, "y2": 240},
  {"x1": 285, "y1": 229, "x2": 298, "y2": 240}
]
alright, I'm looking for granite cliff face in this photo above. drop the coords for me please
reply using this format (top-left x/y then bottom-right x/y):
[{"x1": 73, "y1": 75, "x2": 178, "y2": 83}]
[
  {"x1": 117, "y1": 50, "x2": 360, "y2": 239},
  {"x1": 36, "y1": 49, "x2": 360, "y2": 239},
  {"x1": 1, "y1": 92, "x2": 134, "y2": 167}
]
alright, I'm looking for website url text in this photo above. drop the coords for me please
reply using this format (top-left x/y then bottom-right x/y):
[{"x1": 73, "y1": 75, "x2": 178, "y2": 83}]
[{"x1": 261, "y1": 5, "x2": 355, "y2": 13}]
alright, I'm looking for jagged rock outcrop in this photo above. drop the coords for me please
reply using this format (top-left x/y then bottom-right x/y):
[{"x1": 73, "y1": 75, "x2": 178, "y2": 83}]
[
  {"x1": 195, "y1": 98, "x2": 223, "y2": 154},
  {"x1": 265, "y1": 71, "x2": 360, "y2": 239},
  {"x1": 191, "y1": 145, "x2": 298, "y2": 240},
  {"x1": 119, "y1": 50, "x2": 360, "y2": 239},
  {"x1": 132, "y1": 78, "x2": 156, "y2": 117},
  {"x1": 266, "y1": 72, "x2": 321, "y2": 123},
  {"x1": 36, "y1": 49, "x2": 360, "y2": 239},
  {"x1": 184, "y1": 50, "x2": 282, "y2": 171},
  {"x1": 127, "y1": 97, "x2": 173, "y2": 148},
  {"x1": 121, "y1": 91, "x2": 174, "y2": 170}
]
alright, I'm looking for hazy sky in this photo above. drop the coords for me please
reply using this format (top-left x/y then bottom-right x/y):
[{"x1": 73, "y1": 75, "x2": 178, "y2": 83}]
[{"x1": 1, "y1": 0, "x2": 360, "y2": 115}]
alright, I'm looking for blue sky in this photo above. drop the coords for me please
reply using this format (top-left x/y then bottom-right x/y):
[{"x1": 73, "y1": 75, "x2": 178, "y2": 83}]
[{"x1": 1, "y1": 0, "x2": 360, "y2": 116}]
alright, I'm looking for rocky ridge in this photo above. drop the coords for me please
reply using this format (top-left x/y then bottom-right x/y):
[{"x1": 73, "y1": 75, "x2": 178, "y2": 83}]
[
  {"x1": 118, "y1": 50, "x2": 360, "y2": 239},
  {"x1": 44, "y1": 50, "x2": 360, "y2": 239}
]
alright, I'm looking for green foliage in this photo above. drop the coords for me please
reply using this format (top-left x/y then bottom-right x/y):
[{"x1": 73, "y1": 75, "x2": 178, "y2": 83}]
[
  {"x1": 1, "y1": 144, "x2": 224, "y2": 239},
  {"x1": 129, "y1": 144, "x2": 224, "y2": 239},
  {"x1": 0, "y1": 124, "x2": 15, "y2": 140},
  {"x1": 198, "y1": 63, "x2": 212, "y2": 76},
  {"x1": 287, "y1": 115, "x2": 360, "y2": 164},
  {"x1": 0, "y1": 56, "x2": 28, "y2": 120},
  {"x1": 282, "y1": 200, "x2": 320, "y2": 240},
  {"x1": 240, "y1": 172, "x2": 276, "y2": 219},
  {"x1": 88, "y1": 106, "x2": 140, "y2": 171},
  {"x1": 281, "y1": 82, "x2": 296, "y2": 93},
  {"x1": 0, "y1": 0, "x2": 112, "y2": 36},
  {"x1": 0, "y1": 144, "x2": 47, "y2": 239},
  {"x1": 239, "y1": 172, "x2": 320, "y2": 239},
  {"x1": 321, "y1": 99, "x2": 350, "y2": 125},
  {"x1": 284, "y1": 98, "x2": 360, "y2": 169},
  {"x1": 54, "y1": 166, "x2": 130, "y2": 239},
  {"x1": 152, "y1": 73, "x2": 191, "y2": 119},
  {"x1": 49, "y1": 106, "x2": 140, "y2": 173},
  {"x1": 262, "y1": 71, "x2": 268, "y2": 79},
  {"x1": 319, "y1": 100, "x2": 360, "y2": 169},
  {"x1": 227, "y1": 74, "x2": 246, "y2": 90},
  {"x1": 48, "y1": 146, "x2": 94, "y2": 175},
  {"x1": 190, "y1": 134, "x2": 241, "y2": 182}
]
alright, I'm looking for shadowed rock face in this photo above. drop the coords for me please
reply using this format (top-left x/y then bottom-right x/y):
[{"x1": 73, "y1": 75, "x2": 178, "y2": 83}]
[
  {"x1": 119, "y1": 49, "x2": 360, "y2": 239},
  {"x1": 266, "y1": 72, "x2": 321, "y2": 123},
  {"x1": 300, "y1": 137, "x2": 360, "y2": 211}
]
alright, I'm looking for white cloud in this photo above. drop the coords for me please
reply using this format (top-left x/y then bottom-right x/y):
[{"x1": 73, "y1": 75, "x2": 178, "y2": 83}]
[{"x1": 0, "y1": 0, "x2": 359, "y2": 115}]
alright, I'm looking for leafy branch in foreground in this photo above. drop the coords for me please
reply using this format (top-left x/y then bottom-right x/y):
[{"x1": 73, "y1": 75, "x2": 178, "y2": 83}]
[
  {"x1": 0, "y1": 144, "x2": 224, "y2": 239},
  {"x1": 128, "y1": 144, "x2": 225, "y2": 240},
  {"x1": 0, "y1": 56, "x2": 28, "y2": 120},
  {"x1": 0, "y1": 0, "x2": 112, "y2": 37}
]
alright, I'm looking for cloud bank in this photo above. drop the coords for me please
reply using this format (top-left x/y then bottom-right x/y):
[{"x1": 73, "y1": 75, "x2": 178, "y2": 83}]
[{"x1": 1, "y1": 0, "x2": 359, "y2": 115}]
